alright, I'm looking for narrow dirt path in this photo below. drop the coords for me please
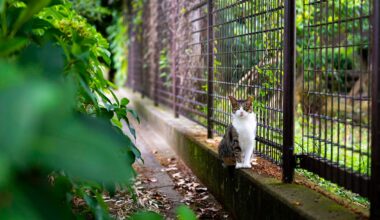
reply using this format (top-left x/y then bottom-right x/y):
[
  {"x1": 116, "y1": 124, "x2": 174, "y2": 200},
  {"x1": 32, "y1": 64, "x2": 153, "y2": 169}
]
[{"x1": 130, "y1": 119, "x2": 232, "y2": 219}]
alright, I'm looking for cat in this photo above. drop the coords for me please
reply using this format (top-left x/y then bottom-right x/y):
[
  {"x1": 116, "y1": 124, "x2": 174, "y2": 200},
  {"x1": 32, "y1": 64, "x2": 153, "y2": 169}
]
[
  {"x1": 218, "y1": 96, "x2": 257, "y2": 169},
  {"x1": 218, "y1": 124, "x2": 242, "y2": 166}
]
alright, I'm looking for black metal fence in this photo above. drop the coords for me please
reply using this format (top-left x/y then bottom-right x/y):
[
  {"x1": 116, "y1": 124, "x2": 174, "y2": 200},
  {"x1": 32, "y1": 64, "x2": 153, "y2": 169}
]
[
  {"x1": 299, "y1": 0, "x2": 372, "y2": 198},
  {"x1": 128, "y1": 0, "x2": 380, "y2": 218}
]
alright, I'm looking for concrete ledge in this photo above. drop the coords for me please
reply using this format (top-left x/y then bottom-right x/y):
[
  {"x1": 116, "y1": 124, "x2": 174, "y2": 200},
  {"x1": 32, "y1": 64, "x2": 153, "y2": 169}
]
[{"x1": 121, "y1": 89, "x2": 360, "y2": 220}]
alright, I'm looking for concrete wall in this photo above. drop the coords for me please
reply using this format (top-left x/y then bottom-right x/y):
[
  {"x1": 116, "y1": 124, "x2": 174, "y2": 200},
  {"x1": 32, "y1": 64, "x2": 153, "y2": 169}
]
[{"x1": 122, "y1": 89, "x2": 362, "y2": 220}]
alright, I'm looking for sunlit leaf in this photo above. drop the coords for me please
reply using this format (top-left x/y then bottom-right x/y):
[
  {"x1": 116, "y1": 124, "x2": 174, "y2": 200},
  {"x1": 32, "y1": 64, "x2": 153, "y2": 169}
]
[{"x1": 121, "y1": 98, "x2": 129, "y2": 106}]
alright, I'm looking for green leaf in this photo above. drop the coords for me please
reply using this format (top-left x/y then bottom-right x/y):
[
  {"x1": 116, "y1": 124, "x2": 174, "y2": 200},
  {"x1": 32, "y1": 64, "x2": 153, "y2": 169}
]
[
  {"x1": 78, "y1": 76, "x2": 99, "y2": 111},
  {"x1": 128, "y1": 109, "x2": 140, "y2": 123},
  {"x1": 11, "y1": 0, "x2": 52, "y2": 36},
  {"x1": 176, "y1": 205, "x2": 197, "y2": 220},
  {"x1": 127, "y1": 123, "x2": 136, "y2": 139},
  {"x1": 34, "y1": 116, "x2": 136, "y2": 186},
  {"x1": 83, "y1": 192, "x2": 111, "y2": 220},
  {"x1": 96, "y1": 88, "x2": 112, "y2": 106},
  {"x1": 0, "y1": 171, "x2": 74, "y2": 220},
  {"x1": 0, "y1": 0, "x2": 5, "y2": 14},
  {"x1": 99, "y1": 107, "x2": 114, "y2": 120},
  {"x1": 0, "y1": 80, "x2": 65, "y2": 164},
  {"x1": 116, "y1": 107, "x2": 127, "y2": 121},
  {"x1": 121, "y1": 98, "x2": 129, "y2": 106},
  {"x1": 0, "y1": 154, "x2": 10, "y2": 187},
  {"x1": 51, "y1": 175, "x2": 73, "y2": 202},
  {"x1": 109, "y1": 89, "x2": 120, "y2": 105},
  {"x1": 97, "y1": 47, "x2": 111, "y2": 65},
  {"x1": 128, "y1": 211, "x2": 163, "y2": 220},
  {"x1": 111, "y1": 115, "x2": 123, "y2": 129},
  {"x1": 0, "y1": 37, "x2": 29, "y2": 57},
  {"x1": 17, "y1": 43, "x2": 65, "y2": 78}
]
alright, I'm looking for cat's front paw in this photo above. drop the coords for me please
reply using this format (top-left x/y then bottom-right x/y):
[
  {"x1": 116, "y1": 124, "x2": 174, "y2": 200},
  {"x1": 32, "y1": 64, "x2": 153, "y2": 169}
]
[
  {"x1": 251, "y1": 157, "x2": 258, "y2": 166},
  {"x1": 235, "y1": 162, "x2": 244, "y2": 169},
  {"x1": 243, "y1": 163, "x2": 252, "y2": 168},
  {"x1": 235, "y1": 163, "x2": 251, "y2": 169}
]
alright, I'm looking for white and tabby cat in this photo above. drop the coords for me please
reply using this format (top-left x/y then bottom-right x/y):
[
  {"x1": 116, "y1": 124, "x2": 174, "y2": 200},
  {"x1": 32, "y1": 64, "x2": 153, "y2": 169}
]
[{"x1": 218, "y1": 96, "x2": 257, "y2": 169}]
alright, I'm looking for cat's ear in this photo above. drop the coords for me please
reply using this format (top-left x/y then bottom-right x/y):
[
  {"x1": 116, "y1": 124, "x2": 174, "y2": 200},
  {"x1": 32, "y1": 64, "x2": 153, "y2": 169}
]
[
  {"x1": 247, "y1": 96, "x2": 254, "y2": 103},
  {"x1": 228, "y1": 96, "x2": 237, "y2": 104},
  {"x1": 246, "y1": 96, "x2": 254, "y2": 109},
  {"x1": 228, "y1": 96, "x2": 238, "y2": 108}
]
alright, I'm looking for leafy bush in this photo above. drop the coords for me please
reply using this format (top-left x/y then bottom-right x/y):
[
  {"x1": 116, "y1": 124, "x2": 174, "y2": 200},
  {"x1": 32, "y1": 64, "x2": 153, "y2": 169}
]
[
  {"x1": 71, "y1": 0, "x2": 111, "y2": 24},
  {"x1": 0, "y1": 0, "x2": 140, "y2": 218},
  {"x1": 0, "y1": 0, "x2": 201, "y2": 219}
]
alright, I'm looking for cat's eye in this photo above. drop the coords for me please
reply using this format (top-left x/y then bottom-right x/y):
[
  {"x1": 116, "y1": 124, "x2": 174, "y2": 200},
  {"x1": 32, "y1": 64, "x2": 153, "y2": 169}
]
[{"x1": 244, "y1": 103, "x2": 251, "y2": 111}]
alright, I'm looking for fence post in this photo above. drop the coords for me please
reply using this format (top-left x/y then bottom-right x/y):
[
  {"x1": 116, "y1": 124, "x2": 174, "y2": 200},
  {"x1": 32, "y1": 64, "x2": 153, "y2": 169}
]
[
  {"x1": 282, "y1": 0, "x2": 296, "y2": 183},
  {"x1": 207, "y1": 0, "x2": 214, "y2": 139},
  {"x1": 371, "y1": 1, "x2": 380, "y2": 219}
]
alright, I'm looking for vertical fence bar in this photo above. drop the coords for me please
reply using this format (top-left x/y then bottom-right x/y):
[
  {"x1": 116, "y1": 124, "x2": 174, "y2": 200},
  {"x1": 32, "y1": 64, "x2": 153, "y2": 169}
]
[
  {"x1": 153, "y1": 1, "x2": 159, "y2": 106},
  {"x1": 172, "y1": 44, "x2": 179, "y2": 117},
  {"x1": 207, "y1": 0, "x2": 214, "y2": 139},
  {"x1": 282, "y1": 0, "x2": 296, "y2": 183},
  {"x1": 153, "y1": 65, "x2": 158, "y2": 105},
  {"x1": 153, "y1": 42, "x2": 158, "y2": 106},
  {"x1": 126, "y1": 0, "x2": 135, "y2": 92},
  {"x1": 172, "y1": 0, "x2": 179, "y2": 118},
  {"x1": 371, "y1": 0, "x2": 380, "y2": 218}
]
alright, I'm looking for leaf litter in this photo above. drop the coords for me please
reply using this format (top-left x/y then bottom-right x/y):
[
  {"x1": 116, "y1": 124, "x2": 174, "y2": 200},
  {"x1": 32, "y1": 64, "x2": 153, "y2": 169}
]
[{"x1": 157, "y1": 156, "x2": 232, "y2": 219}]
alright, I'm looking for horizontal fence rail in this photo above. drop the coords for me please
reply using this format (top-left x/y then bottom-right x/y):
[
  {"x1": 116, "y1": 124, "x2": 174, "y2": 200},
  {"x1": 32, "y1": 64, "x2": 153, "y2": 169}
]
[{"x1": 127, "y1": 0, "x2": 379, "y2": 217}]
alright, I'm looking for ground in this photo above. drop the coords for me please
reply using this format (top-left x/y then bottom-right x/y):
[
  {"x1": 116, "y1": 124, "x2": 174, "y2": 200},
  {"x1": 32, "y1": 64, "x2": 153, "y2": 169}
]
[{"x1": 104, "y1": 119, "x2": 232, "y2": 219}]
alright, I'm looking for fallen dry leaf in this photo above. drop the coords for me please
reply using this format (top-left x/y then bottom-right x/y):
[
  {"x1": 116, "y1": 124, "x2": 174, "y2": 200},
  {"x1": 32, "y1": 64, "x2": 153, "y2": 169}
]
[
  {"x1": 160, "y1": 167, "x2": 178, "y2": 172},
  {"x1": 292, "y1": 201, "x2": 302, "y2": 206},
  {"x1": 149, "y1": 178, "x2": 157, "y2": 183},
  {"x1": 172, "y1": 172, "x2": 182, "y2": 178}
]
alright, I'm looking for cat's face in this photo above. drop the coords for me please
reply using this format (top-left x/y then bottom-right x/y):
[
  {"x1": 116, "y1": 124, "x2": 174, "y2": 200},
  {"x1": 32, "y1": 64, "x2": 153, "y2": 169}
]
[{"x1": 228, "y1": 96, "x2": 253, "y2": 118}]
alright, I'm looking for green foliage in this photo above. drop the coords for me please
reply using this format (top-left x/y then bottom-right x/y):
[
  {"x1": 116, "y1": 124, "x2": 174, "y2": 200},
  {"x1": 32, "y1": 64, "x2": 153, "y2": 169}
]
[
  {"x1": 296, "y1": 169, "x2": 369, "y2": 207},
  {"x1": 298, "y1": 0, "x2": 370, "y2": 91},
  {"x1": 35, "y1": 1, "x2": 114, "y2": 111},
  {"x1": 176, "y1": 205, "x2": 198, "y2": 220},
  {"x1": 71, "y1": 0, "x2": 111, "y2": 23},
  {"x1": 129, "y1": 211, "x2": 164, "y2": 220},
  {"x1": 0, "y1": 0, "x2": 141, "y2": 219},
  {"x1": 131, "y1": 0, "x2": 144, "y2": 29},
  {"x1": 0, "y1": 54, "x2": 137, "y2": 219},
  {"x1": 128, "y1": 206, "x2": 198, "y2": 220},
  {"x1": 159, "y1": 48, "x2": 171, "y2": 88},
  {"x1": 107, "y1": 10, "x2": 129, "y2": 86}
]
